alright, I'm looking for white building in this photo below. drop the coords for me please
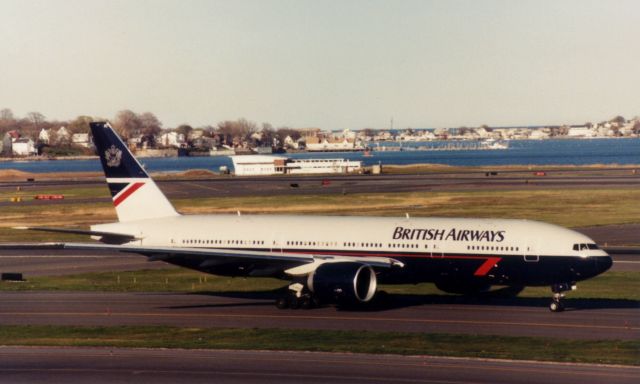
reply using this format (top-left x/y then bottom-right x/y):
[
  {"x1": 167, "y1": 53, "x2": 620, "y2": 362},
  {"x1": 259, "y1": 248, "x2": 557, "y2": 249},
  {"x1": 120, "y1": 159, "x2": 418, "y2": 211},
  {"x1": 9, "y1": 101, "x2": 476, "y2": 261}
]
[
  {"x1": 529, "y1": 129, "x2": 550, "y2": 140},
  {"x1": 231, "y1": 155, "x2": 362, "y2": 176},
  {"x1": 159, "y1": 131, "x2": 186, "y2": 147},
  {"x1": 56, "y1": 126, "x2": 71, "y2": 143},
  {"x1": 12, "y1": 138, "x2": 37, "y2": 156},
  {"x1": 567, "y1": 127, "x2": 595, "y2": 138},
  {"x1": 72, "y1": 133, "x2": 91, "y2": 148},
  {"x1": 38, "y1": 128, "x2": 50, "y2": 144},
  {"x1": 475, "y1": 127, "x2": 490, "y2": 139},
  {"x1": 283, "y1": 135, "x2": 299, "y2": 149},
  {"x1": 305, "y1": 138, "x2": 363, "y2": 152}
]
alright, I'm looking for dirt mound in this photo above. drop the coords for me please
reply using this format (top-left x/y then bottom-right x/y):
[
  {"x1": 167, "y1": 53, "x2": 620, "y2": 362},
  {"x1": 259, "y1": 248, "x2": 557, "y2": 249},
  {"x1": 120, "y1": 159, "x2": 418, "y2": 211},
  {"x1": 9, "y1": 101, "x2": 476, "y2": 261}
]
[
  {"x1": 153, "y1": 169, "x2": 218, "y2": 179},
  {"x1": 0, "y1": 169, "x2": 102, "y2": 181},
  {"x1": 0, "y1": 169, "x2": 36, "y2": 181}
]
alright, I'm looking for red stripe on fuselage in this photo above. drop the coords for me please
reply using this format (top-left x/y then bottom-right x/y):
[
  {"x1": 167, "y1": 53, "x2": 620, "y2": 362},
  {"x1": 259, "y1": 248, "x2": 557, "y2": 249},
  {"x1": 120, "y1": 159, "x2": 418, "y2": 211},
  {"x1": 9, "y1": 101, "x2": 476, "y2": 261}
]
[
  {"x1": 473, "y1": 257, "x2": 502, "y2": 276},
  {"x1": 113, "y1": 182, "x2": 145, "y2": 207}
]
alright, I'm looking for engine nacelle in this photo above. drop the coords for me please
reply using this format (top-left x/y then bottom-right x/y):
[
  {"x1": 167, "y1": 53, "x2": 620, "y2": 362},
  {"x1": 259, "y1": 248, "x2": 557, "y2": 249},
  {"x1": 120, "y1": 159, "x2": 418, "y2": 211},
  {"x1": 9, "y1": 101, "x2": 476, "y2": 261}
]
[{"x1": 308, "y1": 262, "x2": 377, "y2": 303}]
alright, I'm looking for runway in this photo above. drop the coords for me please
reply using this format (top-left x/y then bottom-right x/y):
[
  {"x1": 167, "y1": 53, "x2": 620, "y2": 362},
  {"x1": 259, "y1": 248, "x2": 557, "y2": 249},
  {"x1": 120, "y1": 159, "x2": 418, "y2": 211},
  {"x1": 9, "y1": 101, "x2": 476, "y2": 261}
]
[
  {"x1": 0, "y1": 346, "x2": 637, "y2": 384},
  {"x1": 0, "y1": 291, "x2": 637, "y2": 340},
  {"x1": 2, "y1": 168, "x2": 639, "y2": 207},
  {"x1": 0, "y1": 248, "x2": 168, "y2": 276}
]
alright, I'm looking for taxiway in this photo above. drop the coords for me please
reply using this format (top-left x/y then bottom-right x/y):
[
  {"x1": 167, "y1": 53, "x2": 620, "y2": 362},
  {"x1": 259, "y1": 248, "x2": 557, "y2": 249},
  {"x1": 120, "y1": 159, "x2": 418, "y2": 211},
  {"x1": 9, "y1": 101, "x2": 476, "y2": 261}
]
[
  {"x1": 0, "y1": 291, "x2": 637, "y2": 340},
  {"x1": 0, "y1": 346, "x2": 637, "y2": 384}
]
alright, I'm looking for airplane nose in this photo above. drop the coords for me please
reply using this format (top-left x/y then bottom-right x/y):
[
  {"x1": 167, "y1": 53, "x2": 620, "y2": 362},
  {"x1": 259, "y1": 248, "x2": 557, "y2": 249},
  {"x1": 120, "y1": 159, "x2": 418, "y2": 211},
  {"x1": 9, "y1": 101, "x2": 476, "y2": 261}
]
[{"x1": 595, "y1": 255, "x2": 613, "y2": 274}]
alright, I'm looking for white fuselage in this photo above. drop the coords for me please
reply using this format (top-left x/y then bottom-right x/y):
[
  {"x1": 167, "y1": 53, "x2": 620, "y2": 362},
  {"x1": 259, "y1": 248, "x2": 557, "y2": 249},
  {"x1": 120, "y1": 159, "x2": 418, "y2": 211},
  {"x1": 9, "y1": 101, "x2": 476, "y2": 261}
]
[{"x1": 93, "y1": 214, "x2": 608, "y2": 284}]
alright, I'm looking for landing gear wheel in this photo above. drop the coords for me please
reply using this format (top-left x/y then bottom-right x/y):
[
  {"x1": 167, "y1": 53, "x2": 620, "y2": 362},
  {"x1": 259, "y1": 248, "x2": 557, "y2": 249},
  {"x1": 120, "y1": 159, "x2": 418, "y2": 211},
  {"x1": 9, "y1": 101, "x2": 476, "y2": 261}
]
[
  {"x1": 289, "y1": 296, "x2": 301, "y2": 309},
  {"x1": 549, "y1": 283, "x2": 574, "y2": 312},
  {"x1": 300, "y1": 297, "x2": 312, "y2": 309},
  {"x1": 275, "y1": 297, "x2": 289, "y2": 309},
  {"x1": 549, "y1": 300, "x2": 565, "y2": 312}
]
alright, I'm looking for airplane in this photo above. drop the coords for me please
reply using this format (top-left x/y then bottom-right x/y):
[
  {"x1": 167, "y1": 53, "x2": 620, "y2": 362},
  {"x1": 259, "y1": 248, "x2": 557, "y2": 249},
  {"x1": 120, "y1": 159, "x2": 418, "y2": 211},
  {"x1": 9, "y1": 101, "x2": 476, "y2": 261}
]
[{"x1": 17, "y1": 122, "x2": 613, "y2": 312}]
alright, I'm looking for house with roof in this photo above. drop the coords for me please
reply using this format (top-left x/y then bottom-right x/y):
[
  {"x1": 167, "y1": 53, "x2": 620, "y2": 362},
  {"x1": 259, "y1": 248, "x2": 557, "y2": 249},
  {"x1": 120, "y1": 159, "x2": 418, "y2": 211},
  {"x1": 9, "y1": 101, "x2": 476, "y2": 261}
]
[{"x1": 12, "y1": 138, "x2": 37, "y2": 156}]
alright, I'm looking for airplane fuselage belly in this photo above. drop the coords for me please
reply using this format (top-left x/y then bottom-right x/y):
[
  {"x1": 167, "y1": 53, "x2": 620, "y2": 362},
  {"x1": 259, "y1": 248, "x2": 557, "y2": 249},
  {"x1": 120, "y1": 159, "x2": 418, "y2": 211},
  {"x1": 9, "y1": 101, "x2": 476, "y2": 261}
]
[{"x1": 168, "y1": 248, "x2": 610, "y2": 286}]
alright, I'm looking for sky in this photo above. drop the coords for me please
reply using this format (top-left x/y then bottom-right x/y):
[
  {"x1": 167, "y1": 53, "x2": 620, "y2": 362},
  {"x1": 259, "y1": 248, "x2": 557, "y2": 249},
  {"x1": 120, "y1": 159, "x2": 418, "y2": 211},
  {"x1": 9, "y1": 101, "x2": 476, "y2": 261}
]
[{"x1": 1, "y1": 0, "x2": 638, "y2": 130}]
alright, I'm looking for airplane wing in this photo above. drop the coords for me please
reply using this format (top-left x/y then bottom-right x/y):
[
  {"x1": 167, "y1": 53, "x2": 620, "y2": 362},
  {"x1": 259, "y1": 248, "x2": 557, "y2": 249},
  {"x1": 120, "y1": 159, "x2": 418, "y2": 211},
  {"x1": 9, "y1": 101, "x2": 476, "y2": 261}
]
[
  {"x1": 61, "y1": 242, "x2": 405, "y2": 276},
  {"x1": 13, "y1": 226, "x2": 139, "y2": 244}
]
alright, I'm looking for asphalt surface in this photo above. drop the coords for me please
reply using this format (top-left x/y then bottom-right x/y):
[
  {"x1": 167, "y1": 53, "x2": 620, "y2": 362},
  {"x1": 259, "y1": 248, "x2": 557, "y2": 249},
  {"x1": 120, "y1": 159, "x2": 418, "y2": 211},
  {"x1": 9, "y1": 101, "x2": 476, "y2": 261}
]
[
  {"x1": 0, "y1": 249, "x2": 168, "y2": 276},
  {"x1": 1, "y1": 168, "x2": 639, "y2": 207},
  {"x1": 0, "y1": 291, "x2": 637, "y2": 340},
  {"x1": 0, "y1": 346, "x2": 637, "y2": 384}
]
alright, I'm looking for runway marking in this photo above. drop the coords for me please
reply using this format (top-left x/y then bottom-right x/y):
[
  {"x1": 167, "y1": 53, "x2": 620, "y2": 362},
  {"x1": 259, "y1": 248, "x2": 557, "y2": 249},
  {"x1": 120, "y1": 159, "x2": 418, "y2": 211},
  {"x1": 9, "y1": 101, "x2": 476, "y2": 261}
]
[{"x1": 2, "y1": 311, "x2": 639, "y2": 332}]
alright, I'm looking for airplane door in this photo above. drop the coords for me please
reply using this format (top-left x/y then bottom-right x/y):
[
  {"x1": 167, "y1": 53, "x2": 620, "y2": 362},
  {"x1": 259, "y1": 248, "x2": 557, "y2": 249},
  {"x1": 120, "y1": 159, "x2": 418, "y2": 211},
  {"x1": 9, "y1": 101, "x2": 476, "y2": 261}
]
[
  {"x1": 430, "y1": 243, "x2": 443, "y2": 258},
  {"x1": 524, "y1": 240, "x2": 539, "y2": 262}
]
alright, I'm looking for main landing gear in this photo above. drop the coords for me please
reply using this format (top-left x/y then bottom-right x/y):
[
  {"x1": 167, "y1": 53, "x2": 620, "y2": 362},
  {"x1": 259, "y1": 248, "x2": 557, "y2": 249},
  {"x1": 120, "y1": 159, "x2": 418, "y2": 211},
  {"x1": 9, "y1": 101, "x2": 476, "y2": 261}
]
[
  {"x1": 275, "y1": 282, "x2": 318, "y2": 310},
  {"x1": 549, "y1": 283, "x2": 576, "y2": 312}
]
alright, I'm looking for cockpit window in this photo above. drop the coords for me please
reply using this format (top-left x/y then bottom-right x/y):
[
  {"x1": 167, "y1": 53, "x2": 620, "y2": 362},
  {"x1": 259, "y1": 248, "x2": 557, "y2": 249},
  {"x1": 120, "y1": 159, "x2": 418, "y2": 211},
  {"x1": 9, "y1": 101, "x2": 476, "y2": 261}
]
[{"x1": 573, "y1": 243, "x2": 599, "y2": 251}]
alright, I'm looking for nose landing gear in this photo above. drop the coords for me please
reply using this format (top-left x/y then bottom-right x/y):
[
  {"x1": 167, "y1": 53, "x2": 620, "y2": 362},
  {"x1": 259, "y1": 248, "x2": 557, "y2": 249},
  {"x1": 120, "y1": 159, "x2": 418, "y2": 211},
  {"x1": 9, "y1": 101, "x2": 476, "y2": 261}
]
[{"x1": 549, "y1": 283, "x2": 576, "y2": 312}]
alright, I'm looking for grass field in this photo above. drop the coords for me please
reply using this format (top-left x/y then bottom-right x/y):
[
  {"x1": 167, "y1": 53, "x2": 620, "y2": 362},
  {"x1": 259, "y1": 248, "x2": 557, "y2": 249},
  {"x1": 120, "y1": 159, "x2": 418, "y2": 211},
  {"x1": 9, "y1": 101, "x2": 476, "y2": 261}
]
[
  {"x1": 1, "y1": 268, "x2": 637, "y2": 301},
  {"x1": 2, "y1": 187, "x2": 639, "y2": 242},
  {"x1": 0, "y1": 325, "x2": 637, "y2": 365}
]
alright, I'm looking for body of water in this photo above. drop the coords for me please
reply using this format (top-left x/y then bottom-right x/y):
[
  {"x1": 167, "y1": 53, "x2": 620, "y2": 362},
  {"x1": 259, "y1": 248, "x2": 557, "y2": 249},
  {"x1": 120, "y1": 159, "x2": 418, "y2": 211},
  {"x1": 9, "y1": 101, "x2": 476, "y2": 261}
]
[{"x1": 1, "y1": 138, "x2": 638, "y2": 174}]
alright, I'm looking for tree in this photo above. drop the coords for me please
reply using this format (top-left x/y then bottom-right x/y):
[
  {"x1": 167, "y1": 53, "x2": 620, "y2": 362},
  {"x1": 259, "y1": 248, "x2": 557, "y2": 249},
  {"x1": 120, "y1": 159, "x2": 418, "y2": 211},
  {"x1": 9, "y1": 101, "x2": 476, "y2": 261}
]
[
  {"x1": 0, "y1": 108, "x2": 14, "y2": 121},
  {"x1": 361, "y1": 128, "x2": 375, "y2": 138},
  {"x1": 113, "y1": 110, "x2": 141, "y2": 139},
  {"x1": 275, "y1": 127, "x2": 300, "y2": 143},
  {"x1": 216, "y1": 118, "x2": 257, "y2": 146},
  {"x1": 0, "y1": 108, "x2": 16, "y2": 133},
  {"x1": 216, "y1": 121, "x2": 235, "y2": 145},
  {"x1": 139, "y1": 112, "x2": 162, "y2": 136},
  {"x1": 236, "y1": 118, "x2": 257, "y2": 138},
  {"x1": 27, "y1": 111, "x2": 46, "y2": 129},
  {"x1": 68, "y1": 116, "x2": 93, "y2": 134},
  {"x1": 175, "y1": 124, "x2": 193, "y2": 139},
  {"x1": 611, "y1": 115, "x2": 625, "y2": 125},
  {"x1": 199, "y1": 125, "x2": 216, "y2": 137},
  {"x1": 260, "y1": 123, "x2": 275, "y2": 146}
]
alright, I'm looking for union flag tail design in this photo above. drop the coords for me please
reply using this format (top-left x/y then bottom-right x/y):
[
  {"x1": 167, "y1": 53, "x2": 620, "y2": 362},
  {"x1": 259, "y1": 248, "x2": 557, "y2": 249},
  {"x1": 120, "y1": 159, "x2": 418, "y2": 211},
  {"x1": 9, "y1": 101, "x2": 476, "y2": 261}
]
[{"x1": 90, "y1": 122, "x2": 179, "y2": 222}]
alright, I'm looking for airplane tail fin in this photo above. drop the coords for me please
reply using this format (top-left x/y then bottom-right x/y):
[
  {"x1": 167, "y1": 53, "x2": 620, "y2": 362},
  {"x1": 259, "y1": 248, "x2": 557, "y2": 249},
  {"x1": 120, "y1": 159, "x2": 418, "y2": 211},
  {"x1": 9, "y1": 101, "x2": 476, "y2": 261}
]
[{"x1": 90, "y1": 122, "x2": 179, "y2": 222}]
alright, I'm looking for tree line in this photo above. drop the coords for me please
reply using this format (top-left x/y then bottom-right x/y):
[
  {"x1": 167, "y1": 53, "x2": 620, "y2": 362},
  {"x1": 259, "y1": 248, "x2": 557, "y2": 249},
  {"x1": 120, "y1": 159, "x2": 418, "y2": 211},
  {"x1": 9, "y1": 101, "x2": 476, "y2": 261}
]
[{"x1": 0, "y1": 108, "x2": 310, "y2": 149}]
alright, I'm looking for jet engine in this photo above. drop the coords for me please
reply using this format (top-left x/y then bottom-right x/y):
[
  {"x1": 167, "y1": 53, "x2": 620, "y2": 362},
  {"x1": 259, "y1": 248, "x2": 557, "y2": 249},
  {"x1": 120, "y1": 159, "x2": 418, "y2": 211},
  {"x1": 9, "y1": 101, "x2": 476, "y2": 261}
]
[{"x1": 308, "y1": 262, "x2": 377, "y2": 303}]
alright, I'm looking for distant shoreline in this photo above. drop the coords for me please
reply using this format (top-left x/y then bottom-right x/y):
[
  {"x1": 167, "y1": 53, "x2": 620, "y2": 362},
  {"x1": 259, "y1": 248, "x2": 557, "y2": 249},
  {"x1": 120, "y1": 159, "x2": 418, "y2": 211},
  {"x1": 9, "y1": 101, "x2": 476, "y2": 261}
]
[
  {"x1": 1, "y1": 136, "x2": 638, "y2": 162},
  {"x1": 0, "y1": 155, "x2": 99, "y2": 162},
  {"x1": 1, "y1": 163, "x2": 638, "y2": 182}
]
